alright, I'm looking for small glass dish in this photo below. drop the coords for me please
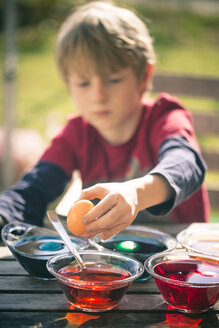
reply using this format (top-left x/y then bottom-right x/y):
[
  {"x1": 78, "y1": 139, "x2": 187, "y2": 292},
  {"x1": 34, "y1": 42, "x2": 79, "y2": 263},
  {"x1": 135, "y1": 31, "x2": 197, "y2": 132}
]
[
  {"x1": 1, "y1": 222, "x2": 88, "y2": 279},
  {"x1": 177, "y1": 227, "x2": 219, "y2": 258},
  {"x1": 47, "y1": 250, "x2": 144, "y2": 312},
  {"x1": 145, "y1": 249, "x2": 219, "y2": 313},
  {"x1": 98, "y1": 225, "x2": 176, "y2": 281}
]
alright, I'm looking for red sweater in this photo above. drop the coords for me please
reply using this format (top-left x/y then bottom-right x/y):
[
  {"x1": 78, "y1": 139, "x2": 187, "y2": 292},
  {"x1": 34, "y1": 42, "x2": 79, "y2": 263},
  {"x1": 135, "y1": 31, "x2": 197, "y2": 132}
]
[{"x1": 41, "y1": 93, "x2": 210, "y2": 223}]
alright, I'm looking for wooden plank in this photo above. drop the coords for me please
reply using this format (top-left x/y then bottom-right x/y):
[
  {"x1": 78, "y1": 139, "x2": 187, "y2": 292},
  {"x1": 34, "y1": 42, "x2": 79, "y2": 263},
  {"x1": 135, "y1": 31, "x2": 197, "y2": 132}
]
[
  {"x1": 0, "y1": 293, "x2": 218, "y2": 312},
  {"x1": 187, "y1": 222, "x2": 219, "y2": 230},
  {"x1": 0, "y1": 276, "x2": 60, "y2": 292},
  {"x1": 0, "y1": 246, "x2": 13, "y2": 259},
  {"x1": 0, "y1": 293, "x2": 165, "y2": 311},
  {"x1": 208, "y1": 188, "x2": 219, "y2": 209},
  {"x1": 0, "y1": 260, "x2": 27, "y2": 275},
  {"x1": 153, "y1": 73, "x2": 219, "y2": 99},
  {"x1": 1, "y1": 312, "x2": 218, "y2": 328},
  {"x1": 132, "y1": 220, "x2": 188, "y2": 236},
  {"x1": 0, "y1": 275, "x2": 159, "y2": 293},
  {"x1": 0, "y1": 261, "x2": 159, "y2": 291},
  {"x1": 192, "y1": 112, "x2": 219, "y2": 135},
  {"x1": 202, "y1": 151, "x2": 219, "y2": 171}
]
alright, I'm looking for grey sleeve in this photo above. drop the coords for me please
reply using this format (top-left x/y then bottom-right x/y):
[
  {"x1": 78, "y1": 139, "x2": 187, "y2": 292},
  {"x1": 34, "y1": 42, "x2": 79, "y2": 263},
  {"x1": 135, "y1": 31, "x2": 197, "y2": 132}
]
[{"x1": 147, "y1": 135, "x2": 206, "y2": 215}]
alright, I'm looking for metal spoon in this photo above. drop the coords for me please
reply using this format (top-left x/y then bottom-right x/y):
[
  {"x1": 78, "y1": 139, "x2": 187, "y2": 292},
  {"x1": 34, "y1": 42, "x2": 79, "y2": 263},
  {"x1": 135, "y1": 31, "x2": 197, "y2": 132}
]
[
  {"x1": 87, "y1": 235, "x2": 106, "y2": 251},
  {"x1": 47, "y1": 210, "x2": 85, "y2": 270}
]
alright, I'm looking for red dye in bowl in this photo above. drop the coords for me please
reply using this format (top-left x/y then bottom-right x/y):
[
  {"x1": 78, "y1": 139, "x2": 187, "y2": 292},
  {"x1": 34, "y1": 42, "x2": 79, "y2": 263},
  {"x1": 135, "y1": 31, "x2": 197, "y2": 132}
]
[
  {"x1": 47, "y1": 250, "x2": 143, "y2": 312},
  {"x1": 58, "y1": 263, "x2": 131, "y2": 311},
  {"x1": 154, "y1": 259, "x2": 219, "y2": 313}
]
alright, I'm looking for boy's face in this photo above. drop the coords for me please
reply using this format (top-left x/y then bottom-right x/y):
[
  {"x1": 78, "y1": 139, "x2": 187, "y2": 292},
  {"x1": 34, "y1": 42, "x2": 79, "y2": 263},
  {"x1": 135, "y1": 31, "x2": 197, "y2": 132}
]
[{"x1": 67, "y1": 66, "x2": 147, "y2": 144}]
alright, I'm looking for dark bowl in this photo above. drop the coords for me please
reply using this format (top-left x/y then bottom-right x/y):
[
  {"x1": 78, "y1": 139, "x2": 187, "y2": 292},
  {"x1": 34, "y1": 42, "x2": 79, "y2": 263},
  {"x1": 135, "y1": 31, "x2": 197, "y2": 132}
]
[
  {"x1": 98, "y1": 225, "x2": 176, "y2": 281},
  {"x1": 1, "y1": 222, "x2": 88, "y2": 279}
]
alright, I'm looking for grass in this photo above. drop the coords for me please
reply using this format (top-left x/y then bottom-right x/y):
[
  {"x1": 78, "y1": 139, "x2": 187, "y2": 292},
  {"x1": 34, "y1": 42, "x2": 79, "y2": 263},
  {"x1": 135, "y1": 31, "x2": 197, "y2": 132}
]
[
  {"x1": 210, "y1": 210, "x2": 219, "y2": 223},
  {"x1": 1, "y1": 6, "x2": 219, "y2": 133},
  {"x1": 198, "y1": 135, "x2": 219, "y2": 152},
  {"x1": 18, "y1": 51, "x2": 74, "y2": 139},
  {"x1": 155, "y1": 45, "x2": 219, "y2": 77},
  {"x1": 1, "y1": 36, "x2": 219, "y2": 139}
]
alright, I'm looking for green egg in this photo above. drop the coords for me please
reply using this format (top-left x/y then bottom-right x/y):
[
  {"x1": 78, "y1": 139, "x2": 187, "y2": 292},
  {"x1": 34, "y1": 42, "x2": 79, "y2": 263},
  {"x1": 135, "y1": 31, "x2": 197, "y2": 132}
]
[{"x1": 116, "y1": 240, "x2": 141, "y2": 253}]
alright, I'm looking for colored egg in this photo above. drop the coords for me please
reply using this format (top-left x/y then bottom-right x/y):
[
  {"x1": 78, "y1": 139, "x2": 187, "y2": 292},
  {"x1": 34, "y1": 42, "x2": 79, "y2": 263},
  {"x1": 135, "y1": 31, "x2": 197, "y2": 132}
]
[{"x1": 67, "y1": 200, "x2": 94, "y2": 236}]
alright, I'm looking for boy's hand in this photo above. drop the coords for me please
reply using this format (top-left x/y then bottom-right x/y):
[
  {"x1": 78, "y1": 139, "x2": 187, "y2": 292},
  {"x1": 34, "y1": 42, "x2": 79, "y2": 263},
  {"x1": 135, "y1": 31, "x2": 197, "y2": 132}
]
[
  {"x1": 79, "y1": 175, "x2": 173, "y2": 240},
  {"x1": 79, "y1": 181, "x2": 140, "y2": 240}
]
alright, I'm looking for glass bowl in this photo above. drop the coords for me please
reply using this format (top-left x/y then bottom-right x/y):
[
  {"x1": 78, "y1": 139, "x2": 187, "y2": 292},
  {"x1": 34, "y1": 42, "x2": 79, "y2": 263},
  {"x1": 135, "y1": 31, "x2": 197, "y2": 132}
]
[
  {"x1": 47, "y1": 250, "x2": 144, "y2": 312},
  {"x1": 1, "y1": 222, "x2": 88, "y2": 279},
  {"x1": 177, "y1": 227, "x2": 219, "y2": 259},
  {"x1": 98, "y1": 225, "x2": 176, "y2": 281},
  {"x1": 145, "y1": 249, "x2": 219, "y2": 313}
]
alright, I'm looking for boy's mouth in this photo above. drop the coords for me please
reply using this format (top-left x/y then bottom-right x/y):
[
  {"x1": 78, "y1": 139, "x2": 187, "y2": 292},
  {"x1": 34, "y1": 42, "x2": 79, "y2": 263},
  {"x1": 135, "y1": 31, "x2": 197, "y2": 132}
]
[{"x1": 93, "y1": 110, "x2": 111, "y2": 118}]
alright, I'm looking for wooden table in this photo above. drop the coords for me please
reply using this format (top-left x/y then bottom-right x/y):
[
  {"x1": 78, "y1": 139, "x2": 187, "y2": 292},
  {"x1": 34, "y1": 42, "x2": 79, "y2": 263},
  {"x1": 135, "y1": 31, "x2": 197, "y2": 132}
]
[{"x1": 0, "y1": 222, "x2": 219, "y2": 328}]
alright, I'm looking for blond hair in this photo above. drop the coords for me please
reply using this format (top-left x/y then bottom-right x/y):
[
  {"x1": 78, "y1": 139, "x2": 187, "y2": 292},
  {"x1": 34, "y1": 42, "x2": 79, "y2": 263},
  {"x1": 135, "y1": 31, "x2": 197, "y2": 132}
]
[{"x1": 55, "y1": 1, "x2": 156, "y2": 81}]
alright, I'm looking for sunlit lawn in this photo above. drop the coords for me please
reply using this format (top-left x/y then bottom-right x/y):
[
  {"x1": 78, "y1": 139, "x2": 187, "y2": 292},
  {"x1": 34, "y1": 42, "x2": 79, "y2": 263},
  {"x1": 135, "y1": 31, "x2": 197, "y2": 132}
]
[
  {"x1": 1, "y1": 7, "x2": 218, "y2": 133},
  {"x1": 8, "y1": 41, "x2": 219, "y2": 138},
  {"x1": 18, "y1": 52, "x2": 74, "y2": 139}
]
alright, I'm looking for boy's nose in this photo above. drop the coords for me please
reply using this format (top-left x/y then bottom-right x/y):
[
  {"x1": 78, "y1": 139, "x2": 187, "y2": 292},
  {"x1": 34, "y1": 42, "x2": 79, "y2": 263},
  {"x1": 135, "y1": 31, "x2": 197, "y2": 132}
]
[{"x1": 92, "y1": 79, "x2": 108, "y2": 103}]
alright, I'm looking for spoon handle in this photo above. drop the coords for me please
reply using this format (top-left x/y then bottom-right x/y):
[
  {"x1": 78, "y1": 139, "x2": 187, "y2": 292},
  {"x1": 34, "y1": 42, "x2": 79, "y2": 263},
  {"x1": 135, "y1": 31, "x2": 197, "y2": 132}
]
[
  {"x1": 88, "y1": 235, "x2": 106, "y2": 251},
  {"x1": 47, "y1": 210, "x2": 85, "y2": 269}
]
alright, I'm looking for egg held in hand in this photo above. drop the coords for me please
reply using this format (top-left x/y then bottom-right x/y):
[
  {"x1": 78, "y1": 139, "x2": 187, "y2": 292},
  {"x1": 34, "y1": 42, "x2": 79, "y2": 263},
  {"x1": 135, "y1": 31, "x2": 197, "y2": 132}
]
[{"x1": 67, "y1": 200, "x2": 95, "y2": 236}]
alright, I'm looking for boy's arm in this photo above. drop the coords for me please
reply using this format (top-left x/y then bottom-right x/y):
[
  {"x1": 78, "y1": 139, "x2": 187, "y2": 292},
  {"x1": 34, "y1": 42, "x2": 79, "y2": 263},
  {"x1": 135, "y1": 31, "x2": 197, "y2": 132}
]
[
  {"x1": 80, "y1": 136, "x2": 206, "y2": 240},
  {"x1": 146, "y1": 135, "x2": 206, "y2": 216},
  {"x1": 0, "y1": 161, "x2": 69, "y2": 227}
]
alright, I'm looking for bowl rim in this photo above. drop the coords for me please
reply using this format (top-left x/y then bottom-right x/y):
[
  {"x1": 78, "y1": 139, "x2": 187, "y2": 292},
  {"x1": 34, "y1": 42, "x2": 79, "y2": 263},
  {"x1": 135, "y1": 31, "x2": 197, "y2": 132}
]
[
  {"x1": 100, "y1": 225, "x2": 177, "y2": 256},
  {"x1": 1, "y1": 222, "x2": 88, "y2": 258},
  {"x1": 144, "y1": 250, "x2": 219, "y2": 287},
  {"x1": 46, "y1": 249, "x2": 144, "y2": 286},
  {"x1": 177, "y1": 228, "x2": 219, "y2": 258}
]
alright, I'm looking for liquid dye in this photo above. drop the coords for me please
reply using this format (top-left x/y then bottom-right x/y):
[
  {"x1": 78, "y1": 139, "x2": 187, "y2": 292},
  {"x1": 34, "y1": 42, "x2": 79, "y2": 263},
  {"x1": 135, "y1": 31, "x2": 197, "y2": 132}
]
[
  {"x1": 100, "y1": 235, "x2": 167, "y2": 255},
  {"x1": 154, "y1": 259, "x2": 219, "y2": 313},
  {"x1": 11, "y1": 235, "x2": 85, "y2": 279},
  {"x1": 58, "y1": 263, "x2": 132, "y2": 311},
  {"x1": 100, "y1": 235, "x2": 167, "y2": 282}
]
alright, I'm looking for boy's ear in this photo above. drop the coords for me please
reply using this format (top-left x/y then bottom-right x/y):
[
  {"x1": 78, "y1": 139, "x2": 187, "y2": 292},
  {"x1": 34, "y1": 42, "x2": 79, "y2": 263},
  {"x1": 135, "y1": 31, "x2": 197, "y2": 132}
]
[{"x1": 139, "y1": 63, "x2": 155, "y2": 94}]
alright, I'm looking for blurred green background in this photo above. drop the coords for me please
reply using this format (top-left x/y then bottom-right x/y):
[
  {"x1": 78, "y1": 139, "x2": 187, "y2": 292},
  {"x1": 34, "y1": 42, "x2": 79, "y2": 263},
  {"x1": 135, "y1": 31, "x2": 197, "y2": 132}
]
[{"x1": 1, "y1": 0, "x2": 219, "y2": 221}]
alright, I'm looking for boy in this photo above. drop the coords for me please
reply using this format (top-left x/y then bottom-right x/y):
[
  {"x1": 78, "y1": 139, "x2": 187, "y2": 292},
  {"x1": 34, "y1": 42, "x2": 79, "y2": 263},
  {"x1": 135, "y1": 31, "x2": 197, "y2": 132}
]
[{"x1": 0, "y1": 1, "x2": 210, "y2": 240}]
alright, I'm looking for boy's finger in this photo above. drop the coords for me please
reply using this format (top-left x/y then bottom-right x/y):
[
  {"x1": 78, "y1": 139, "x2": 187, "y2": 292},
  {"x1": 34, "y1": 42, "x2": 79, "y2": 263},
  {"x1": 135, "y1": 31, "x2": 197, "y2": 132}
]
[
  {"x1": 79, "y1": 184, "x2": 108, "y2": 201},
  {"x1": 85, "y1": 205, "x2": 120, "y2": 235},
  {"x1": 82, "y1": 192, "x2": 118, "y2": 224},
  {"x1": 100, "y1": 223, "x2": 128, "y2": 241}
]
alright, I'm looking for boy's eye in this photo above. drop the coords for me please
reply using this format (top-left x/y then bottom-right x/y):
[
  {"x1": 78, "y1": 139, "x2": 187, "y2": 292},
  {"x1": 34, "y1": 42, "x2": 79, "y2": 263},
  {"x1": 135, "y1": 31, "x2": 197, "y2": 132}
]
[
  {"x1": 78, "y1": 81, "x2": 89, "y2": 87},
  {"x1": 108, "y1": 77, "x2": 122, "y2": 84}
]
